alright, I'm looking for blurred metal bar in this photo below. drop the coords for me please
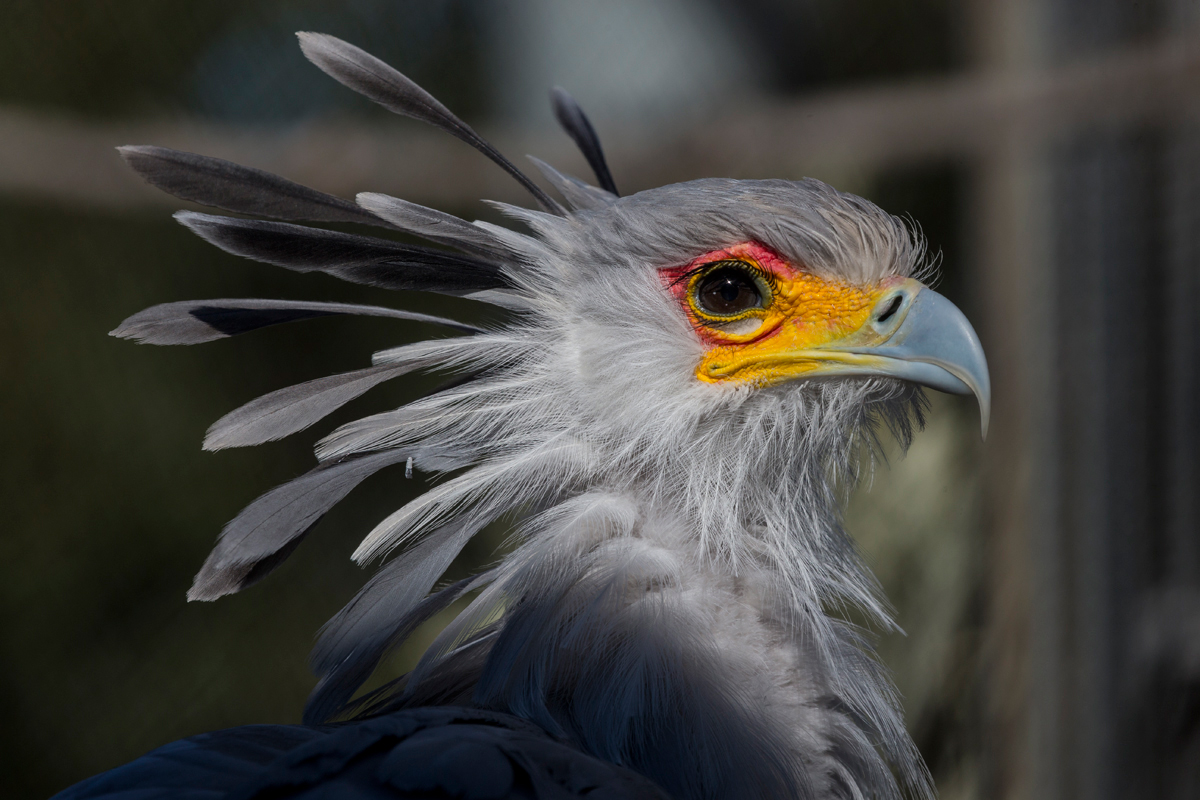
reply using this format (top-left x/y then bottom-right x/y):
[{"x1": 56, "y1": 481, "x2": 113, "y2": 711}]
[
  {"x1": 972, "y1": 130, "x2": 1047, "y2": 800},
  {"x1": 1163, "y1": 123, "x2": 1200, "y2": 591},
  {"x1": 1050, "y1": 130, "x2": 1157, "y2": 800},
  {"x1": 966, "y1": 4, "x2": 1054, "y2": 800},
  {"x1": 647, "y1": 30, "x2": 1200, "y2": 179},
  {"x1": 1, "y1": 31, "x2": 1198, "y2": 211}
]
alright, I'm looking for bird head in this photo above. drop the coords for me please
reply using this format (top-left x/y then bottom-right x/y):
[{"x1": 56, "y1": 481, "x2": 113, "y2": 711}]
[{"x1": 399, "y1": 177, "x2": 989, "y2": 568}]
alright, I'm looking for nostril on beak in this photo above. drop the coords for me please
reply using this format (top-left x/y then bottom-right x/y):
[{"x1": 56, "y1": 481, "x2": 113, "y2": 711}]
[{"x1": 876, "y1": 294, "x2": 903, "y2": 324}]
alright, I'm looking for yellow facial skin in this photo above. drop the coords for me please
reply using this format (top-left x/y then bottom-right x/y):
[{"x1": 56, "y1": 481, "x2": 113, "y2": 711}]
[
  {"x1": 672, "y1": 245, "x2": 909, "y2": 386},
  {"x1": 698, "y1": 276, "x2": 902, "y2": 385}
]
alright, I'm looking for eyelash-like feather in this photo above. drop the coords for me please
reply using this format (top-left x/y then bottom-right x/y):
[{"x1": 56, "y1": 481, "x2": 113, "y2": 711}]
[{"x1": 670, "y1": 258, "x2": 776, "y2": 291}]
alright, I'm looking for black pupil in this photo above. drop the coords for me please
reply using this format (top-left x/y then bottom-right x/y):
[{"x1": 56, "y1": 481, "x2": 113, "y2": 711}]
[{"x1": 696, "y1": 267, "x2": 761, "y2": 316}]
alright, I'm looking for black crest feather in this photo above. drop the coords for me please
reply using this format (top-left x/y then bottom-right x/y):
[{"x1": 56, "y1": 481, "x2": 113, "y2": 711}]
[
  {"x1": 176, "y1": 211, "x2": 509, "y2": 295},
  {"x1": 297, "y1": 32, "x2": 565, "y2": 216},
  {"x1": 118, "y1": 145, "x2": 388, "y2": 226},
  {"x1": 550, "y1": 87, "x2": 618, "y2": 196}
]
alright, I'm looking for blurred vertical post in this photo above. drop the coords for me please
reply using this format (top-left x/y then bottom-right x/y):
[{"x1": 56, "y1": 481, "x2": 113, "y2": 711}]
[{"x1": 967, "y1": 1, "x2": 1044, "y2": 798}]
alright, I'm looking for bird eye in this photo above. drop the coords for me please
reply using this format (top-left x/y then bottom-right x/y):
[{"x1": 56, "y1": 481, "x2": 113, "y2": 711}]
[{"x1": 692, "y1": 265, "x2": 766, "y2": 318}]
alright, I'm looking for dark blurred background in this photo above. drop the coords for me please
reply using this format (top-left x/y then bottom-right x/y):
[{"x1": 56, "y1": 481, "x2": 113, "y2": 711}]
[{"x1": 2, "y1": 1, "x2": 1197, "y2": 798}]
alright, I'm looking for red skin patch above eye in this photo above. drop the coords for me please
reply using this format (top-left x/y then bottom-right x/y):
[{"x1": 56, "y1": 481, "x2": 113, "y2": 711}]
[{"x1": 659, "y1": 242, "x2": 797, "y2": 305}]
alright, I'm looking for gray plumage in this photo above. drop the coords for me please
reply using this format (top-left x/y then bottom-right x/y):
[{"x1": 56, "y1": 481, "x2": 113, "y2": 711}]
[{"x1": 64, "y1": 30, "x2": 993, "y2": 800}]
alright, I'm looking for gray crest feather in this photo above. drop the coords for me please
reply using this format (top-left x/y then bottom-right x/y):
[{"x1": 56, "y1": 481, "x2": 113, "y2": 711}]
[
  {"x1": 352, "y1": 438, "x2": 594, "y2": 563},
  {"x1": 118, "y1": 145, "x2": 388, "y2": 226},
  {"x1": 304, "y1": 520, "x2": 488, "y2": 724},
  {"x1": 188, "y1": 450, "x2": 409, "y2": 602},
  {"x1": 296, "y1": 32, "x2": 565, "y2": 217},
  {"x1": 110, "y1": 298, "x2": 482, "y2": 345},
  {"x1": 305, "y1": 576, "x2": 478, "y2": 725},
  {"x1": 527, "y1": 157, "x2": 617, "y2": 212},
  {"x1": 175, "y1": 211, "x2": 509, "y2": 295},
  {"x1": 355, "y1": 193, "x2": 510, "y2": 259},
  {"x1": 401, "y1": 586, "x2": 505, "y2": 702},
  {"x1": 462, "y1": 289, "x2": 536, "y2": 312},
  {"x1": 203, "y1": 362, "x2": 425, "y2": 451},
  {"x1": 549, "y1": 87, "x2": 618, "y2": 196}
]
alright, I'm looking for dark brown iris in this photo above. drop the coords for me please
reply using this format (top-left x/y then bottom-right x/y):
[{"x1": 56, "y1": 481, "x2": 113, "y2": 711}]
[{"x1": 694, "y1": 265, "x2": 764, "y2": 316}]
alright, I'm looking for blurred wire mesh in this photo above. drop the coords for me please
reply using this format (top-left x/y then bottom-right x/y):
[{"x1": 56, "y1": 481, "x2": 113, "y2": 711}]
[{"x1": 1, "y1": 1, "x2": 1196, "y2": 799}]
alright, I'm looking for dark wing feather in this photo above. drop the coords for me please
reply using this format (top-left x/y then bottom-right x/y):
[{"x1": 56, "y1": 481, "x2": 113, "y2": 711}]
[
  {"x1": 296, "y1": 32, "x2": 565, "y2": 216},
  {"x1": 550, "y1": 87, "x2": 619, "y2": 196},
  {"x1": 111, "y1": 298, "x2": 482, "y2": 345},
  {"x1": 176, "y1": 211, "x2": 508, "y2": 295},
  {"x1": 118, "y1": 145, "x2": 387, "y2": 226},
  {"x1": 203, "y1": 362, "x2": 418, "y2": 451},
  {"x1": 55, "y1": 708, "x2": 670, "y2": 799},
  {"x1": 51, "y1": 725, "x2": 323, "y2": 800},
  {"x1": 188, "y1": 450, "x2": 409, "y2": 602}
]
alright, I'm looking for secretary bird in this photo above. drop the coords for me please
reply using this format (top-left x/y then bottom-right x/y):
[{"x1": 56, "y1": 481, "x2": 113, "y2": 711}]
[{"x1": 57, "y1": 32, "x2": 989, "y2": 800}]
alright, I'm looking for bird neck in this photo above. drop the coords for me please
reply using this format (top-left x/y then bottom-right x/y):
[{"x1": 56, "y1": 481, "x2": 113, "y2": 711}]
[
  {"x1": 396, "y1": 482, "x2": 922, "y2": 800},
  {"x1": 381, "y1": 382, "x2": 930, "y2": 798}
]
